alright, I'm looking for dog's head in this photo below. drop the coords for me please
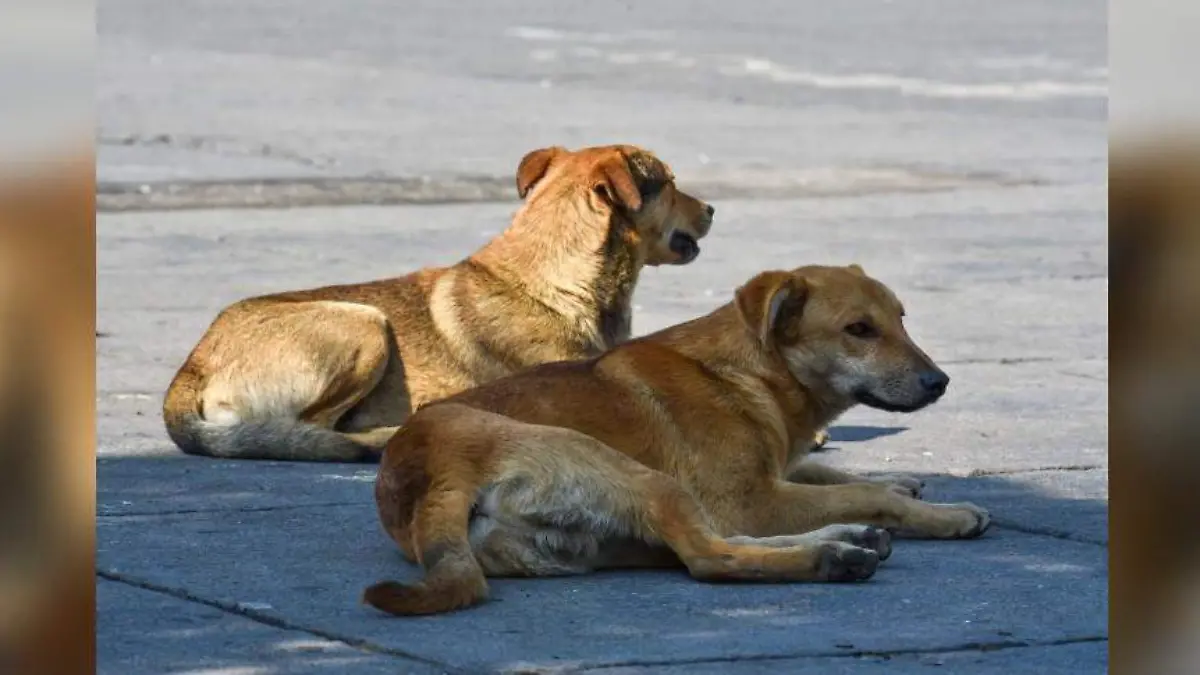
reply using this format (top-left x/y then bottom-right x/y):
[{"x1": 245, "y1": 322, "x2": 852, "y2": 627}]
[
  {"x1": 735, "y1": 265, "x2": 949, "y2": 413},
  {"x1": 514, "y1": 144, "x2": 714, "y2": 266}
]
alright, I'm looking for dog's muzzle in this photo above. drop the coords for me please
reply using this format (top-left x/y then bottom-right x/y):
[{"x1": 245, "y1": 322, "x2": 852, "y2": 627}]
[{"x1": 669, "y1": 231, "x2": 700, "y2": 264}]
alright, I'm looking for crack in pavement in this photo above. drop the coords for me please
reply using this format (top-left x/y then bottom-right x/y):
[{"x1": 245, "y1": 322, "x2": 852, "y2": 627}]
[
  {"x1": 96, "y1": 167, "x2": 1047, "y2": 212},
  {"x1": 95, "y1": 503, "x2": 1110, "y2": 547},
  {"x1": 99, "y1": 133, "x2": 335, "y2": 169},
  {"x1": 964, "y1": 464, "x2": 1105, "y2": 477},
  {"x1": 97, "y1": 501, "x2": 366, "y2": 518},
  {"x1": 991, "y1": 521, "x2": 1106, "y2": 546},
  {"x1": 567, "y1": 635, "x2": 1108, "y2": 673},
  {"x1": 98, "y1": 567, "x2": 1105, "y2": 675},
  {"x1": 940, "y1": 355, "x2": 1106, "y2": 366},
  {"x1": 96, "y1": 569, "x2": 466, "y2": 674},
  {"x1": 1059, "y1": 369, "x2": 1107, "y2": 382}
]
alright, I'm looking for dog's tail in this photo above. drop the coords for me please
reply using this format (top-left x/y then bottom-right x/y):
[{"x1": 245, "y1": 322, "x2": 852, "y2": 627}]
[
  {"x1": 363, "y1": 490, "x2": 488, "y2": 616},
  {"x1": 162, "y1": 367, "x2": 374, "y2": 462}
]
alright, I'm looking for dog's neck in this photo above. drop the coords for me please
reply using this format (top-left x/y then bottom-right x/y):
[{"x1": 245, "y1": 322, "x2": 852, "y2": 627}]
[
  {"x1": 470, "y1": 192, "x2": 643, "y2": 349},
  {"x1": 650, "y1": 304, "x2": 853, "y2": 446}
]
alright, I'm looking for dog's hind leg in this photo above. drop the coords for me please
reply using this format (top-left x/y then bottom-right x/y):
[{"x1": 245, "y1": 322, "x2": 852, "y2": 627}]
[
  {"x1": 166, "y1": 300, "x2": 397, "y2": 461},
  {"x1": 475, "y1": 423, "x2": 880, "y2": 584},
  {"x1": 365, "y1": 486, "x2": 490, "y2": 615}
]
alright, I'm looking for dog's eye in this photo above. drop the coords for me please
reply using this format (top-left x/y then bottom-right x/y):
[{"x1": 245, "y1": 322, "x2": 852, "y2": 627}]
[
  {"x1": 640, "y1": 179, "x2": 666, "y2": 198},
  {"x1": 844, "y1": 322, "x2": 877, "y2": 338}
]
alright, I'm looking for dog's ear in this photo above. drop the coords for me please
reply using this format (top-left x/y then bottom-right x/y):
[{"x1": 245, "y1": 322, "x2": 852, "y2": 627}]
[
  {"x1": 592, "y1": 154, "x2": 643, "y2": 213},
  {"x1": 735, "y1": 270, "x2": 808, "y2": 344},
  {"x1": 516, "y1": 146, "x2": 567, "y2": 198},
  {"x1": 848, "y1": 263, "x2": 866, "y2": 276}
]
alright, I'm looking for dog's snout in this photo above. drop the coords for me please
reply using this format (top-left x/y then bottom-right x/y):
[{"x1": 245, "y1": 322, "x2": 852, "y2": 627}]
[
  {"x1": 705, "y1": 203, "x2": 715, "y2": 217},
  {"x1": 919, "y1": 370, "x2": 950, "y2": 396}
]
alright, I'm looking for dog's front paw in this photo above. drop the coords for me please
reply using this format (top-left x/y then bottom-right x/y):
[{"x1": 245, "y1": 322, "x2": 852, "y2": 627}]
[
  {"x1": 947, "y1": 502, "x2": 991, "y2": 538},
  {"x1": 873, "y1": 474, "x2": 924, "y2": 499},
  {"x1": 895, "y1": 502, "x2": 990, "y2": 539},
  {"x1": 816, "y1": 541, "x2": 879, "y2": 582},
  {"x1": 805, "y1": 523, "x2": 893, "y2": 561}
]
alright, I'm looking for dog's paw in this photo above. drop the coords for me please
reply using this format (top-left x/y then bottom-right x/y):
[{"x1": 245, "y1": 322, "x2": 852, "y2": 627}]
[
  {"x1": 902, "y1": 502, "x2": 990, "y2": 539},
  {"x1": 949, "y1": 502, "x2": 991, "y2": 538},
  {"x1": 873, "y1": 474, "x2": 924, "y2": 499},
  {"x1": 808, "y1": 523, "x2": 893, "y2": 561},
  {"x1": 856, "y1": 525, "x2": 893, "y2": 561},
  {"x1": 816, "y1": 541, "x2": 879, "y2": 582}
]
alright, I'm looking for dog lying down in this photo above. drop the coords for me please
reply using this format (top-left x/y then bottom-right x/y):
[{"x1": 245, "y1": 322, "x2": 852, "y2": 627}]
[
  {"x1": 162, "y1": 144, "x2": 714, "y2": 462},
  {"x1": 365, "y1": 264, "x2": 990, "y2": 616}
]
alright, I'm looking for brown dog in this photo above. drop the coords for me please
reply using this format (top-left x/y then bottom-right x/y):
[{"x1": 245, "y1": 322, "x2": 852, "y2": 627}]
[
  {"x1": 162, "y1": 145, "x2": 714, "y2": 461},
  {"x1": 364, "y1": 264, "x2": 990, "y2": 615}
]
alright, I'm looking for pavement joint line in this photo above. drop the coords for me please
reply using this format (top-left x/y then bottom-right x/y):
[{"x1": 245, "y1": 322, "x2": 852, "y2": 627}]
[
  {"x1": 963, "y1": 464, "x2": 1105, "y2": 477},
  {"x1": 1059, "y1": 369, "x2": 1107, "y2": 382},
  {"x1": 95, "y1": 505, "x2": 1110, "y2": 546},
  {"x1": 96, "y1": 568, "x2": 466, "y2": 674},
  {"x1": 97, "y1": 567, "x2": 1106, "y2": 674},
  {"x1": 939, "y1": 355, "x2": 1106, "y2": 366},
  {"x1": 97, "y1": 501, "x2": 367, "y2": 518},
  {"x1": 99, "y1": 133, "x2": 334, "y2": 169},
  {"x1": 94, "y1": 352, "x2": 1107, "y2": 397},
  {"x1": 96, "y1": 305, "x2": 215, "y2": 312},
  {"x1": 568, "y1": 635, "x2": 1109, "y2": 673},
  {"x1": 990, "y1": 521, "x2": 1106, "y2": 546},
  {"x1": 95, "y1": 170, "x2": 1049, "y2": 213}
]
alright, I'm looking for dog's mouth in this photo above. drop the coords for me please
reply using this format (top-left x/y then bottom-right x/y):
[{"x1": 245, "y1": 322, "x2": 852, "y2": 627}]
[
  {"x1": 668, "y1": 231, "x2": 700, "y2": 264},
  {"x1": 852, "y1": 389, "x2": 933, "y2": 413}
]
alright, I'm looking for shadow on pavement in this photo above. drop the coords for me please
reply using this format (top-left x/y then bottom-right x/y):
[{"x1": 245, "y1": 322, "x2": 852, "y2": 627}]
[
  {"x1": 96, "y1": 455, "x2": 1108, "y2": 674},
  {"x1": 826, "y1": 425, "x2": 910, "y2": 443}
]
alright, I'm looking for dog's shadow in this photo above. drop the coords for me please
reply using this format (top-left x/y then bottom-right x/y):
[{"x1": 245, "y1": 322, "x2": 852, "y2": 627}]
[{"x1": 820, "y1": 425, "x2": 909, "y2": 447}]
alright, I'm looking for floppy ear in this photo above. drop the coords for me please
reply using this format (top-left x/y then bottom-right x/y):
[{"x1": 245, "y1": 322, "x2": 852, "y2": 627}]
[
  {"x1": 515, "y1": 146, "x2": 566, "y2": 198},
  {"x1": 735, "y1": 270, "x2": 807, "y2": 344},
  {"x1": 592, "y1": 155, "x2": 643, "y2": 213}
]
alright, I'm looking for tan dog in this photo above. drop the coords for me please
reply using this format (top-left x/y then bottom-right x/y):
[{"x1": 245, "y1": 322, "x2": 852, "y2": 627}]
[
  {"x1": 364, "y1": 264, "x2": 990, "y2": 615},
  {"x1": 162, "y1": 145, "x2": 714, "y2": 462}
]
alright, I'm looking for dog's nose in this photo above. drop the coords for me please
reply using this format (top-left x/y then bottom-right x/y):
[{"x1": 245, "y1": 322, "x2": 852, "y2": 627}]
[
  {"x1": 919, "y1": 370, "x2": 950, "y2": 396},
  {"x1": 705, "y1": 203, "x2": 715, "y2": 217}
]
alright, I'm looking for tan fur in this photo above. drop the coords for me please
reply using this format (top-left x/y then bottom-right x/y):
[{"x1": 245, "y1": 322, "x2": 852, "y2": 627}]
[
  {"x1": 365, "y1": 265, "x2": 990, "y2": 616},
  {"x1": 162, "y1": 145, "x2": 714, "y2": 461}
]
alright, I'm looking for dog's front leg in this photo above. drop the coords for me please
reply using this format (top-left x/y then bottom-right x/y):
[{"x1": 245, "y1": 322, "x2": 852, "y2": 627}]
[
  {"x1": 753, "y1": 481, "x2": 990, "y2": 540},
  {"x1": 785, "y1": 458, "x2": 924, "y2": 499}
]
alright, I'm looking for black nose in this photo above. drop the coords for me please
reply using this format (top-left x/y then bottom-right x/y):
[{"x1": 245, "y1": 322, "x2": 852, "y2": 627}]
[
  {"x1": 919, "y1": 370, "x2": 950, "y2": 396},
  {"x1": 705, "y1": 203, "x2": 715, "y2": 217}
]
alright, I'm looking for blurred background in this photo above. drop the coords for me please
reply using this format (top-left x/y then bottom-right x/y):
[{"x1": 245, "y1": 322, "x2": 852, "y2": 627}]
[
  {"x1": 95, "y1": 0, "x2": 1106, "y2": 203},
  {"x1": 1111, "y1": 1, "x2": 1200, "y2": 674},
  {"x1": 0, "y1": 0, "x2": 1193, "y2": 672}
]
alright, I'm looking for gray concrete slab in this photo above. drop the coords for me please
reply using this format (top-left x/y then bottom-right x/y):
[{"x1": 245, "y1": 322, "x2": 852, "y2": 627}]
[
  {"x1": 593, "y1": 641, "x2": 1108, "y2": 674},
  {"x1": 97, "y1": 483, "x2": 1106, "y2": 673},
  {"x1": 924, "y1": 470, "x2": 1108, "y2": 544},
  {"x1": 97, "y1": 457, "x2": 374, "y2": 516},
  {"x1": 97, "y1": 0, "x2": 1105, "y2": 189},
  {"x1": 98, "y1": 579, "x2": 445, "y2": 674}
]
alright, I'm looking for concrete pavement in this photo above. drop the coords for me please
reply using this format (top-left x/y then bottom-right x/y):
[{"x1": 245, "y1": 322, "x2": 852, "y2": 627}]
[{"x1": 97, "y1": 1, "x2": 1107, "y2": 672}]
